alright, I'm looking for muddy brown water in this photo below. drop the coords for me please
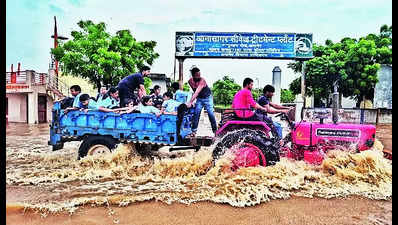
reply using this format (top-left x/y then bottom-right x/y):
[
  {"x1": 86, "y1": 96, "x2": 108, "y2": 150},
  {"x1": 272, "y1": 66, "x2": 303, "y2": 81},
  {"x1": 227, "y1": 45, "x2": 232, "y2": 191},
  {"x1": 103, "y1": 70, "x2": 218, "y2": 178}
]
[{"x1": 6, "y1": 117, "x2": 392, "y2": 225}]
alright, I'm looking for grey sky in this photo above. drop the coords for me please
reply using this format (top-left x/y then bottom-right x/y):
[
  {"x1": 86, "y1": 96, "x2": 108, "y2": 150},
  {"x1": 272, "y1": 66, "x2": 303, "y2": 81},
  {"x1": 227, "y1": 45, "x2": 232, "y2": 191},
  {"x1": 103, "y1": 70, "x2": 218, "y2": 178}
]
[{"x1": 6, "y1": 0, "x2": 392, "y2": 89}]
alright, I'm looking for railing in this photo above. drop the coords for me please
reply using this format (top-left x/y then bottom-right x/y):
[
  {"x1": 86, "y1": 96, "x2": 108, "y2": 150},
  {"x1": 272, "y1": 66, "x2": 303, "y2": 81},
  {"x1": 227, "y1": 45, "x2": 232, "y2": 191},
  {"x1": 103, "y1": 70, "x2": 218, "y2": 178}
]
[
  {"x1": 6, "y1": 71, "x2": 27, "y2": 84},
  {"x1": 31, "y1": 72, "x2": 47, "y2": 85},
  {"x1": 302, "y1": 107, "x2": 392, "y2": 124},
  {"x1": 6, "y1": 70, "x2": 70, "y2": 97},
  {"x1": 46, "y1": 72, "x2": 70, "y2": 97}
]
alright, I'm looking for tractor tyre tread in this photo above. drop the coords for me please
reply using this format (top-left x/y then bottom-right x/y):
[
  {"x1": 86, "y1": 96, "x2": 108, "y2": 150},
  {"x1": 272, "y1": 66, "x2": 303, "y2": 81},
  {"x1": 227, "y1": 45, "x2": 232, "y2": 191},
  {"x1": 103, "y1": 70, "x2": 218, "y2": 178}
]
[{"x1": 78, "y1": 135, "x2": 118, "y2": 160}]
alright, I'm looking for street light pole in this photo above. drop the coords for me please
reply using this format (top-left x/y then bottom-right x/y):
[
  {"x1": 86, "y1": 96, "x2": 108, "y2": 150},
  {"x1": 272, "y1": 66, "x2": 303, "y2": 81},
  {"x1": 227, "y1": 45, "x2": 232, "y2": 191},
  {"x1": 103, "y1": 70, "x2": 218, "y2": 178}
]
[
  {"x1": 332, "y1": 77, "x2": 340, "y2": 124},
  {"x1": 272, "y1": 66, "x2": 282, "y2": 104}
]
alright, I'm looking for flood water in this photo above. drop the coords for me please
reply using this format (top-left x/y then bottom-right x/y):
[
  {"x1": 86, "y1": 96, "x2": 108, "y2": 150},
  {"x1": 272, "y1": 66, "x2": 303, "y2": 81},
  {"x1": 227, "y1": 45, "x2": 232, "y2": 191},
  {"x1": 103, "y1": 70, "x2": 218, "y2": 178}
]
[{"x1": 5, "y1": 117, "x2": 392, "y2": 224}]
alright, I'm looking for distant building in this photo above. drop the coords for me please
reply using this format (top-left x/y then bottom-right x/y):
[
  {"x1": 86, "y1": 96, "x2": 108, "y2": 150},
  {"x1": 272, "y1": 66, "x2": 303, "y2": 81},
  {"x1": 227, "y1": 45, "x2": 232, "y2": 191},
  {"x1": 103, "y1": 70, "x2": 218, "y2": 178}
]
[
  {"x1": 6, "y1": 68, "x2": 68, "y2": 124},
  {"x1": 373, "y1": 64, "x2": 392, "y2": 109}
]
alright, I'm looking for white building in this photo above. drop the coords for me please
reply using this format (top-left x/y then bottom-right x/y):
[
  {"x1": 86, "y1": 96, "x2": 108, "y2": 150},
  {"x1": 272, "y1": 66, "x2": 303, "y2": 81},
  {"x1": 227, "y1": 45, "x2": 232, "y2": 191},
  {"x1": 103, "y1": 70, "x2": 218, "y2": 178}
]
[{"x1": 6, "y1": 69, "x2": 68, "y2": 124}]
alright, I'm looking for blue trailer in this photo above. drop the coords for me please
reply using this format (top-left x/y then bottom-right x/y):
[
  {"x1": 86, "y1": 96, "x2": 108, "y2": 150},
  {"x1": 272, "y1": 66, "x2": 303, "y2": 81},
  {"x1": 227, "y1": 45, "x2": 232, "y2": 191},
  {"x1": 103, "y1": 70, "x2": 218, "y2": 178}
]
[{"x1": 48, "y1": 102, "x2": 213, "y2": 159}]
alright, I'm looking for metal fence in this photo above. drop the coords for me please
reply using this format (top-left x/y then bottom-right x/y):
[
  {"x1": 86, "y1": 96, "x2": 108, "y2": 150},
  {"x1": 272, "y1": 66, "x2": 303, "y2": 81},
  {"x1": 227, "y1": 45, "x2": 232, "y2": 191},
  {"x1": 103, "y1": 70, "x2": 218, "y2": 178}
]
[{"x1": 46, "y1": 72, "x2": 70, "y2": 97}]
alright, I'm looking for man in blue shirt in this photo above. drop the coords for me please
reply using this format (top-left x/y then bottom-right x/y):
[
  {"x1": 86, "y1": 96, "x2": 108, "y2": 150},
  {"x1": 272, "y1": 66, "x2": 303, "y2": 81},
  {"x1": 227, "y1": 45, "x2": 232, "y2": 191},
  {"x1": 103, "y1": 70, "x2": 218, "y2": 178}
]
[
  {"x1": 118, "y1": 66, "x2": 151, "y2": 107},
  {"x1": 57, "y1": 85, "x2": 82, "y2": 109},
  {"x1": 61, "y1": 85, "x2": 82, "y2": 113},
  {"x1": 256, "y1": 85, "x2": 293, "y2": 138}
]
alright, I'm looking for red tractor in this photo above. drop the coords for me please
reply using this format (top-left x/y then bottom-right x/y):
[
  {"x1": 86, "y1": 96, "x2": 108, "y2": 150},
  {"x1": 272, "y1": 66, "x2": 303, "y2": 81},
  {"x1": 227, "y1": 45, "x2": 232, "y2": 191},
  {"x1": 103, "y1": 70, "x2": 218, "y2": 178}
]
[{"x1": 212, "y1": 108, "x2": 378, "y2": 169}]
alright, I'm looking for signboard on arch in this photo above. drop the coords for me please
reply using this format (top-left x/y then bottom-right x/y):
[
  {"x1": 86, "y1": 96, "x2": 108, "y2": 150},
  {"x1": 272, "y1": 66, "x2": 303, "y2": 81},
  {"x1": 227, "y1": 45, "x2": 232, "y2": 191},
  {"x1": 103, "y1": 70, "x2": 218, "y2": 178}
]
[{"x1": 175, "y1": 31, "x2": 313, "y2": 60}]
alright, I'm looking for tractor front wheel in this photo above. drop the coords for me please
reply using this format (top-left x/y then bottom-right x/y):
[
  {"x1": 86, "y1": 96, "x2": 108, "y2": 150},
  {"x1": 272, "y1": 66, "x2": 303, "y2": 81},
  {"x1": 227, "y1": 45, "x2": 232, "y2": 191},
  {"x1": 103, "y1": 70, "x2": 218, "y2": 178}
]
[{"x1": 212, "y1": 129, "x2": 279, "y2": 167}]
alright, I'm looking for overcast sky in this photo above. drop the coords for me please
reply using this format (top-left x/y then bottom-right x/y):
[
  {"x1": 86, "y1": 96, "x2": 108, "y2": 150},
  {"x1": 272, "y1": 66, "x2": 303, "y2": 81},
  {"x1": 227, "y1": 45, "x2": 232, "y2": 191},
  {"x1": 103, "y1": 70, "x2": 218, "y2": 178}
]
[{"x1": 6, "y1": 0, "x2": 392, "y2": 89}]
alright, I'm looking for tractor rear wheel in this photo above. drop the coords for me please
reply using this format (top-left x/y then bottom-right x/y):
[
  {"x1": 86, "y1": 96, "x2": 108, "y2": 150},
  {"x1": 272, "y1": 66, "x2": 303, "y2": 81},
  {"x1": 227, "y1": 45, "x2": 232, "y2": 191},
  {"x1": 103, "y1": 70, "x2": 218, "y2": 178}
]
[
  {"x1": 78, "y1": 135, "x2": 119, "y2": 159},
  {"x1": 212, "y1": 128, "x2": 280, "y2": 167}
]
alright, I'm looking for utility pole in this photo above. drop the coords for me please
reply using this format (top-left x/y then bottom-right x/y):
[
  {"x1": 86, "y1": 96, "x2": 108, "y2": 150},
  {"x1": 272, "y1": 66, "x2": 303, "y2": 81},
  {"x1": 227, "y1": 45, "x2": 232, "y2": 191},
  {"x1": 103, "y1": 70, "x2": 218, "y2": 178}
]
[
  {"x1": 332, "y1": 78, "x2": 339, "y2": 124},
  {"x1": 301, "y1": 61, "x2": 306, "y2": 107},
  {"x1": 50, "y1": 16, "x2": 68, "y2": 75},
  {"x1": 177, "y1": 58, "x2": 185, "y2": 90},
  {"x1": 50, "y1": 16, "x2": 68, "y2": 90}
]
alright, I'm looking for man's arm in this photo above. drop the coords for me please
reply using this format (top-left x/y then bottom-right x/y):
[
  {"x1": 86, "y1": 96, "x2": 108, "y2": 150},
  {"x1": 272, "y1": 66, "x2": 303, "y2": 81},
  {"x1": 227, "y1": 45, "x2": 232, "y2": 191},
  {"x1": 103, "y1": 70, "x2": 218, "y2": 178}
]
[
  {"x1": 264, "y1": 104, "x2": 290, "y2": 114},
  {"x1": 187, "y1": 79, "x2": 206, "y2": 107},
  {"x1": 113, "y1": 106, "x2": 130, "y2": 112},
  {"x1": 138, "y1": 84, "x2": 146, "y2": 99},
  {"x1": 64, "y1": 107, "x2": 79, "y2": 114},
  {"x1": 254, "y1": 103, "x2": 268, "y2": 113},
  {"x1": 269, "y1": 102, "x2": 292, "y2": 110},
  {"x1": 98, "y1": 106, "x2": 115, "y2": 113}
]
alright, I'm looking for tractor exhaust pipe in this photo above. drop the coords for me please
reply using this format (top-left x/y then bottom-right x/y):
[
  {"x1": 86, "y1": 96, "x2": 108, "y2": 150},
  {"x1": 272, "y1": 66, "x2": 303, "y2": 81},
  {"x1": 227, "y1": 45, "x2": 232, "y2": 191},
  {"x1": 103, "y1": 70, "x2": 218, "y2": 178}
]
[{"x1": 332, "y1": 80, "x2": 339, "y2": 124}]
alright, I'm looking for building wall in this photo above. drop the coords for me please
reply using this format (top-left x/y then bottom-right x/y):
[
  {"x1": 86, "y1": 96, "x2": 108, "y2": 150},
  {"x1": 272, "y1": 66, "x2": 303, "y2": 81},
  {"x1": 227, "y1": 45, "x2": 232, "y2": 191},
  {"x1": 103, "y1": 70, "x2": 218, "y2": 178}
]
[
  {"x1": 341, "y1": 97, "x2": 357, "y2": 108},
  {"x1": 6, "y1": 93, "x2": 27, "y2": 123},
  {"x1": 6, "y1": 69, "x2": 66, "y2": 124},
  {"x1": 47, "y1": 95, "x2": 54, "y2": 122}
]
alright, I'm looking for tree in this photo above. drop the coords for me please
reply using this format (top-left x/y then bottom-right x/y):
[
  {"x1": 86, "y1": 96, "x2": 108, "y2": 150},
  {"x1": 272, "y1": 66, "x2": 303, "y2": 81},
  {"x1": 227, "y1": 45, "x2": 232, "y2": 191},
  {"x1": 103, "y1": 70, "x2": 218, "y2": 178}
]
[
  {"x1": 212, "y1": 76, "x2": 241, "y2": 106},
  {"x1": 281, "y1": 89, "x2": 296, "y2": 103},
  {"x1": 251, "y1": 88, "x2": 261, "y2": 101},
  {"x1": 183, "y1": 82, "x2": 190, "y2": 92},
  {"x1": 144, "y1": 77, "x2": 152, "y2": 94},
  {"x1": 287, "y1": 25, "x2": 392, "y2": 105},
  {"x1": 51, "y1": 20, "x2": 160, "y2": 91}
]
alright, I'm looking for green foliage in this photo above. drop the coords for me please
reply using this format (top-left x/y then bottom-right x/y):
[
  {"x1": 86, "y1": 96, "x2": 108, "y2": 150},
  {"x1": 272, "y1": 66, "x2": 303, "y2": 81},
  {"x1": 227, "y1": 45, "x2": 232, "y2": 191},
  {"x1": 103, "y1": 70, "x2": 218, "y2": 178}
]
[
  {"x1": 51, "y1": 20, "x2": 159, "y2": 91},
  {"x1": 288, "y1": 76, "x2": 301, "y2": 96},
  {"x1": 212, "y1": 76, "x2": 241, "y2": 106},
  {"x1": 287, "y1": 24, "x2": 392, "y2": 104},
  {"x1": 144, "y1": 77, "x2": 152, "y2": 94},
  {"x1": 183, "y1": 82, "x2": 190, "y2": 92},
  {"x1": 251, "y1": 88, "x2": 261, "y2": 101},
  {"x1": 281, "y1": 89, "x2": 296, "y2": 103}
]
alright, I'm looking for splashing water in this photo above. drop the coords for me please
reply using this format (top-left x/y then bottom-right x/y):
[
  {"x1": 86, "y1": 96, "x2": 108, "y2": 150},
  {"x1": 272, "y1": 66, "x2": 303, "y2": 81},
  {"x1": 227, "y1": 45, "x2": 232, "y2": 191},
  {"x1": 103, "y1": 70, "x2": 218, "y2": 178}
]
[{"x1": 6, "y1": 128, "x2": 392, "y2": 215}]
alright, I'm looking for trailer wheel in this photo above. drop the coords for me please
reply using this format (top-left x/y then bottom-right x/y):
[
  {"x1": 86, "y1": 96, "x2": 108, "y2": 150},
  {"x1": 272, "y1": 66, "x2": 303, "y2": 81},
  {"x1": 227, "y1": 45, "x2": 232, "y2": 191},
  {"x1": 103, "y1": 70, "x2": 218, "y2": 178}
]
[
  {"x1": 78, "y1": 135, "x2": 118, "y2": 159},
  {"x1": 212, "y1": 129, "x2": 280, "y2": 167}
]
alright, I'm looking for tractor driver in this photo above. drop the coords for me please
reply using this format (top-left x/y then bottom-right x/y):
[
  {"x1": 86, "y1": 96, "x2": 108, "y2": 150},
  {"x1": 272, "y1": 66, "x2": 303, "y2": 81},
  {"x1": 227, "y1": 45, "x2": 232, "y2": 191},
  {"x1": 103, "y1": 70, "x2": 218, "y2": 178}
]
[
  {"x1": 256, "y1": 85, "x2": 293, "y2": 138},
  {"x1": 232, "y1": 78, "x2": 290, "y2": 139}
]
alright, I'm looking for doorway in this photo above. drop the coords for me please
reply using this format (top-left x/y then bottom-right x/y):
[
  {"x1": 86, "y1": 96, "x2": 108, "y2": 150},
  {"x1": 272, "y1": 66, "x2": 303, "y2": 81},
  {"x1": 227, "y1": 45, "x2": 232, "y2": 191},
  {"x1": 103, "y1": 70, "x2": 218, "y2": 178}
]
[{"x1": 38, "y1": 96, "x2": 47, "y2": 123}]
